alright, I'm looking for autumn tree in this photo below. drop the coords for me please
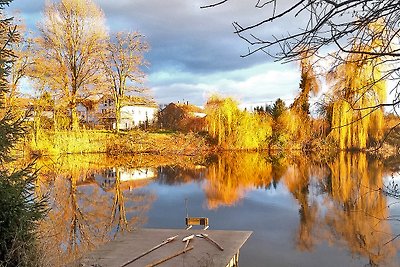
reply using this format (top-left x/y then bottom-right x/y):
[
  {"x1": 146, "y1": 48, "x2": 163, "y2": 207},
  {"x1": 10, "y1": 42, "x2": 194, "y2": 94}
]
[
  {"x1": 205, "y1": 95, "x2": 272, "y2": 149},
  {"x1": 2, "y1": 18, "x2": 33, "y2": 108},
  {"x1": 327, "y1": 23, "x2": 386, "y2": 149},
  {"x1": 290, "y1": 56, "x2": 319, "y2": 119},
  {"x1": 34, "y1": 0, "x2": 108, "y2": 130},
  {"x1": 205, "y1": 96, "x2": 240, "y2": 146},
  {"x1": 102, "y1": 32, "x2": 149, "y2": 132}
]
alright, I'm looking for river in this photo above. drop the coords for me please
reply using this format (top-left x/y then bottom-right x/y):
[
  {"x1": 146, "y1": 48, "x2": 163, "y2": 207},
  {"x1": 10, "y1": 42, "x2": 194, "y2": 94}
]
[{"x1": 35, "y1": 152, "x2": 400, "y2": 266}]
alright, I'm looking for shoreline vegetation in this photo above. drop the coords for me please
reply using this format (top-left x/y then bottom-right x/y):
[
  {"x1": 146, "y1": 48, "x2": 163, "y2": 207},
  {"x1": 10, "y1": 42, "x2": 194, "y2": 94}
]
[
  {"x1": 27, "y1": 130, "x2": 209, "y2": 157},
  {"x1": 24, "y1": 92, "x2": 400, "y2": 159},
  {"x1": 25, "y1": 125, "x2": 399, "y2": 159}
]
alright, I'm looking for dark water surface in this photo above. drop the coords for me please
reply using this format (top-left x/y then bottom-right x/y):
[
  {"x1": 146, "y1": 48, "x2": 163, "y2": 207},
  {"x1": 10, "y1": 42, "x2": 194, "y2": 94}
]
[{"x1": 36, "y1": 152, "x2": 400, "y2": 266}]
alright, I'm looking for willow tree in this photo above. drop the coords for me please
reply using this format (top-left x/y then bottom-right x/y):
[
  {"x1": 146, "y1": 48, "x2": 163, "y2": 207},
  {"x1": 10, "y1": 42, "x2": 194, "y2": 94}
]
[
  {"x1": 102, "y1": 32, "x2": 149, "y2": 132},
  {"x1": 328, "y1": 23, "x2": 386, "y2": 149},
  {"x1": 205, "y1": 95, "x2": 272, "y2": 149},
  {"x1": 205, "y1": 96, "x2": 240, "y2": 146},
  {"x1": 34, "y1": 0, "x2": 108, "y2": 130}
]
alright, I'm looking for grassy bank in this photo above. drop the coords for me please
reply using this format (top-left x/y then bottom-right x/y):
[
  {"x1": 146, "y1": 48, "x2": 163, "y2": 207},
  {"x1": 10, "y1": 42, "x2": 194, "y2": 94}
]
[
  {"x1": 28, "y1": 130, "x2": 209, "y2": 156},
  {"x1": 27, "y1": 128, "x2": 399, "y2": 158}
]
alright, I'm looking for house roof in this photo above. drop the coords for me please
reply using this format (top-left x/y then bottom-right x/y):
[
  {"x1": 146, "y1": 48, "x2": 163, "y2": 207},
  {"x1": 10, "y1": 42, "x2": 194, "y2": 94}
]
[
  {"x1": 101, "y1": 95, "x2": 158, "y2": 108},
  {"x1": 162, "y1": 102, "x2": 204, "y2": 113},
  {"x1": 14, "y1": 97, "x2": 34, "y2": 108},
  {"x1": 121, "y1": 96, "x2": 158, "y2": 108},
  {"x1": 176, "y1": 103, "x2": 204, "y2": 113},
  {"x1": 77, "y1": 99, "x2": 97, "y2": 110}
]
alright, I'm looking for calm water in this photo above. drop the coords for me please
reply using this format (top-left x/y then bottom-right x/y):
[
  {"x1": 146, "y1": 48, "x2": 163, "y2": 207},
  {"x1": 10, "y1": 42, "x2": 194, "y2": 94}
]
[{"x1": 36, "y1": 152, "x2": 400, "y2": 266}]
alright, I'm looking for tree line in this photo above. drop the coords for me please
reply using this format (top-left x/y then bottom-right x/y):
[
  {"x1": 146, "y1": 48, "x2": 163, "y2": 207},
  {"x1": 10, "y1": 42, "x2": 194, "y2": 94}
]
[{"x1": 204, "y1": 46, "x2": 390, "y2": 150}]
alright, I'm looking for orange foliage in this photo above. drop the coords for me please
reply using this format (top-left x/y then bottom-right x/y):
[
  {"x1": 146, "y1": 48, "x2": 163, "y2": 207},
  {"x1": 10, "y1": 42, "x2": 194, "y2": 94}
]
[{"x1": 205, "y1": 152, "x2": 274, "y2": 209}]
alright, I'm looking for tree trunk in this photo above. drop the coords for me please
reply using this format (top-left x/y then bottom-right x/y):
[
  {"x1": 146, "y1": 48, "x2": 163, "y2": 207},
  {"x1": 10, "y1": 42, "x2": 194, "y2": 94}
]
[
  {"x1": 70, "y1": 99, "x2": 79, "y2": 130},
  {"x1": 115, "y1": 99, "x2": 121, "y2": 133}
]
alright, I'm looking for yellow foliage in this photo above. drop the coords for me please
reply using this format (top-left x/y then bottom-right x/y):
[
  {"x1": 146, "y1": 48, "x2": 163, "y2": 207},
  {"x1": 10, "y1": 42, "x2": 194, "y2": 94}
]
[
  {"x1": 205, "y1": 95, "x2": 272, "y2": 149},
  {"x1": 324, "y1": 152, "x2": 396, "y2": 265},
  {"x1": 205, "y1": 152, "x2": 273, "y2": 209},
  {"x1": 328, "y1": 23, "x2": 387, "y2": 149}
]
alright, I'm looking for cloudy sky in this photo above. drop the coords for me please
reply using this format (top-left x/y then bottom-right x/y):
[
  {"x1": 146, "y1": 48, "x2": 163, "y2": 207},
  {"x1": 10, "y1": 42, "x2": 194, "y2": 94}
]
[{"x1": 8, "y1": 0, "x2": 302, "y2": 106}]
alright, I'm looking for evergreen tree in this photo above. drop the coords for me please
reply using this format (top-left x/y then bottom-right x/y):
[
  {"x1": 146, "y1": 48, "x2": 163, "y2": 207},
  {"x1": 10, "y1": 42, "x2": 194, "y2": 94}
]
[
  {"x1": 0, "y1": 1, "x2": 46, "y2": 266},
  {"x1": 270, "y1": 98, "x2": 287, "y2": 119}
]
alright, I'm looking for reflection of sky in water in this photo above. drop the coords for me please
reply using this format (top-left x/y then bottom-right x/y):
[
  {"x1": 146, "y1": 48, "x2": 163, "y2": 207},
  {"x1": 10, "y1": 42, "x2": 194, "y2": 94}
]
[
  {"x1": 143, "y1": 180, "x2": 369, "y2": 266},
  {"x1": 384, "y1": 172, "x2": 400, "y2": 245}
]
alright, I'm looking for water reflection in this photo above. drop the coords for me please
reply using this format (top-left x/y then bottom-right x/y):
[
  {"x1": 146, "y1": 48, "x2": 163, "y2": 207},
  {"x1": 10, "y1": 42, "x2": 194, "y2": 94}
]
[
  {"x1": 323, "y1": 153, "x2": 397, "y2": 266},
  {"x1": 154, "y1": 152, "x2": 400, "y2": 265},
  {"x1": 205, "y1": 153, "x2": 275, "y2": 209},
  {"x1": 35, "y1": 155, "x2": 156, "y2": 266},
  {"x1": 35, "y1": 152, "x2": 400, "y2": 266}
]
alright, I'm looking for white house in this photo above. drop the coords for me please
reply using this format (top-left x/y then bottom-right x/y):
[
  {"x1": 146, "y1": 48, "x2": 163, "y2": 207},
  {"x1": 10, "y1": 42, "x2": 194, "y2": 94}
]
[
  {"x1": 119, "y1": 105, "x2": 158, "y2": 129},
  {"x1": 119, "y1": 167, "x2": 157, "y2": 182},
  {"x1": 98, "y1": 96, "x2": 158, "y2": 130},
  {"x1": 94, "y1": 167, "x2": 157, "y2": 191}
]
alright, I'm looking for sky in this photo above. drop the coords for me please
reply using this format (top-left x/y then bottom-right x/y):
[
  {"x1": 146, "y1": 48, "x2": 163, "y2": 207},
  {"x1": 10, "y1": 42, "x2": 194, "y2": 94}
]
[{"x1": 8, "y1": 0, "x2": 302, "y2": 107}]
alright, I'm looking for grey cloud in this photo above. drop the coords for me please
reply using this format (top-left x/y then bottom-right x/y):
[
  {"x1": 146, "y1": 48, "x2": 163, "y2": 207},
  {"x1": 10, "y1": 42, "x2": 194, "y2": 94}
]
[
  {"x1": 95, "y1": 0, "x2": 285, "y2": 73},
  {"x1": 11, "y1": 0, "x2": 296, "y2": 74},
  {"x1": 10, "y1": 0, "x2": 302, "y2": 105}
]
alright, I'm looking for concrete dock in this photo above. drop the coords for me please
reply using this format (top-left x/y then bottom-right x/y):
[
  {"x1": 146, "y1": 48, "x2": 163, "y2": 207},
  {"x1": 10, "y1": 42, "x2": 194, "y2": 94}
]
[{"x1": 77, "y1": 228, "x2": 252, "y2": 267}]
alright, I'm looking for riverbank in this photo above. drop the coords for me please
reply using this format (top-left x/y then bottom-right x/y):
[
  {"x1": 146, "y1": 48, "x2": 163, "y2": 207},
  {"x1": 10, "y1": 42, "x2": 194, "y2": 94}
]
[
  {"x1": 26, "y1": 129, "x2": 399, "y2": 158},
  {"x1": 27, "y1": 130, "x2": 210, "y2": 157}
]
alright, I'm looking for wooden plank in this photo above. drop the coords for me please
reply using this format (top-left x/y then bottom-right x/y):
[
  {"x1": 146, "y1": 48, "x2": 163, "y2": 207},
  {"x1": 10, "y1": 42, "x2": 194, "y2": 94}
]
[{"x1": 76, "y1": 228, "x2": 252, "y2": 267}]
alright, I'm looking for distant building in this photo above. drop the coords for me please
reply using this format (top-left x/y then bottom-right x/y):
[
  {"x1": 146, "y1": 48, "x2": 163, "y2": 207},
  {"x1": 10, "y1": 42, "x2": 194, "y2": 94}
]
[
  {"x1": 158, "y1": 102, "x2": 207, "y2": 132},
  {"x1": 98, "y1": 96, "x2": 158, "y2": 130},
  {"x1": 77, "y1": 99, "x2": 99, "y2": 128}
]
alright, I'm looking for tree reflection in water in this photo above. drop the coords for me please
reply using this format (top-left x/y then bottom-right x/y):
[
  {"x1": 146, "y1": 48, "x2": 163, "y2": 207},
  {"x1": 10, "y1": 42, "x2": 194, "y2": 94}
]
[
  {"x1": 203, "y1": 152, "x2": 399, "y2": 266},
  {"x1": 323, "y1": 153, "x2": 397, "y2": 266},
  {"x1": 35, "y1": 155, "x2": 155, "y2": 266},
  {"x1": 205, "y1": 153, "x2": 274, "y2": 209},
  {"x1": 34, "y1": 152, "x2": 400, "y2": 266}
]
